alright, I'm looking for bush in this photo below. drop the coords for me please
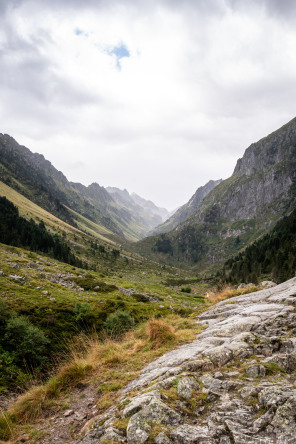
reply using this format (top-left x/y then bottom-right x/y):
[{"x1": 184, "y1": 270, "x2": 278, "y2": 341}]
[
  {"x1": 0, "y1": 300, "x2": 10, "y2": 335},
  {"x1": 5, "y1": 315, "x2": 49, "y2": 367},
  {"x1": 181, "y1": 286, "x2": 192, "y2": 293},
  {"x1": 104, "y1": 310, "x2": 135, "y2": 337},
  {"x1": 74, "y1": 302, "x2": 93, "y2": 326},
  {"x1": 146, "y1": 318, "x2": 176, "y2": 349}
]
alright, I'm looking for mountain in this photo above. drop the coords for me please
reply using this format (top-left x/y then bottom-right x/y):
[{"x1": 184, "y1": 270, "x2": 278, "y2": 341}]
[
  {"x1": 0, "y1": 134, "x2": 167, "y2": 241},
  {"x1": 221, "y1": 206, "x2": 296, "y2": 285},
  {"x1": 152, "y1": 179, "x2": 222, "y2": 234},
  {"x1": 106, "y1": 187, "x2": 171, "y2": 231},
  {"x1": 130, "y1": 192, "x2": 171, "y2": 223},
  {"x1": 136, "y1": 117, "x2": 296, "y2": 270}
]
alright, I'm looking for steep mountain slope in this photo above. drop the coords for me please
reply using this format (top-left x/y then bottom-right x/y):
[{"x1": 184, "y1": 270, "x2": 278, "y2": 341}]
[
  {"x1": 221, "y1": 206, "x2": 296, "y2": 284},
  {"x1": 0, "y1": 134, "x2": 163, "y2": 241},
  {"x1": 137, "y1": 117, "x2": 296, "y2": 270},
  {"x1": 130, "y1": 191, "x2": 171, "y2": 223},
  {"x1": 106, "y1": 187, "x2": 171, "y2": 231},
  {"x1": 152, "y1": 179, "x2": 222, "y2": 234}
]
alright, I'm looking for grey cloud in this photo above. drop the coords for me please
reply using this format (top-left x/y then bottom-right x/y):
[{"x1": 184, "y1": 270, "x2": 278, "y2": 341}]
[
  {"x1": 226, "y1": 0, "x2": 296, "y2": 19},
  {"x1": 0, "y1": 18, "x2": 98, "y2": 109}
]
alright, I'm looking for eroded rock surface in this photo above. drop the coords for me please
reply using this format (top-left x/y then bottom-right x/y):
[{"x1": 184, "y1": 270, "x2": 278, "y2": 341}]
[{"x1": 77, "y1": 278, "x2": 296, "y2": 443}]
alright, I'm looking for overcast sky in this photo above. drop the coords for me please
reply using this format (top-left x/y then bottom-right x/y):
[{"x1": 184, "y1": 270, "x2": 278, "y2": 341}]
[{"x1": 1, "y1": 0, "x2": 296, "y2": 210}]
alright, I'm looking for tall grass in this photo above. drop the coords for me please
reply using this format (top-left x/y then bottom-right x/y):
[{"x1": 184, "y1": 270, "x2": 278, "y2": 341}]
[
  {"x1": 205, "y1": 285, "x2": 258, "y2": 304},
  {"x1": 0, "y1": 315, "x2": 201, "y2": 441}
]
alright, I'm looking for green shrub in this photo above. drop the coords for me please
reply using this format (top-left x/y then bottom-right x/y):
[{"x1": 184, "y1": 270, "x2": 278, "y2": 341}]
[
  {"x1": 181, "y1": 286, "x2": 192, "y2": 293},
  {"x1": 0, "y1": 300, "x2": 10, "y2": 335},
  {"x1": 104, "y1": 310, "x2": 135, "y2": 337},
  {"x1": 5, "y1": 315, "x2": 49, "y2": 367},
  {"x1": 74, "y1": 302, "x2": 94, "y2": 326},
  {"x1": 73, "y1": 275, "x2": 116, "y2": 292}
]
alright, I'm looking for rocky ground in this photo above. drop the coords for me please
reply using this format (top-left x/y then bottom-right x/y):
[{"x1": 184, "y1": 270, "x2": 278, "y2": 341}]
[{"x1": 75, "y1": 278, "x2": 296, "y2": 444}]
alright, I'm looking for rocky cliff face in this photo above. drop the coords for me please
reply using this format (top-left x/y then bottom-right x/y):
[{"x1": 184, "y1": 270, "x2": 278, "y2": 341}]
[
  {"x1": 152, "y1": 180, "x2": 222, "y2": 235},
  {"x1": 197, "y1": 118, "x2": 296, "y2": 223},
  {"x1": 138, "y1": 117, "x2": 296, "y2": 269},
  {"x1": 78, "y1": 278, "x2": 296, "y2": 443}
]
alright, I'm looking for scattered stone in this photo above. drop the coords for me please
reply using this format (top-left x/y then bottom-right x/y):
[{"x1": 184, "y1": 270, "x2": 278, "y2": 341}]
[
  {"x1": 64, "y1": 409, "x2": 74, "y2": 417},
  {"x1": 263, "y1": 353, "x2": 296, "y2": 373},
  {"x1": 122, "y1": 390, "x2": 162, "y2": 417},
  {"x1": 245, "y1": 364, "x2": 266, "y2": 378},
  {"x1": 177, "y1": 377, "x2": 199, "y2": 400},
  {"x1": 154, "y1": 431, "x2": 171, "y2": 444},
  {"x1": 259, "y1": 386, "x2": 290, "y2": 409},
  {"x1": 99, "y1": 426, "x2": 125, "y2": 443},
  {"x1": 170, "y1": 424, "x2": 211, "y2": 443},
  {"x1": 138, "y1": 399, "x2": 182, "y2": 426},
  {"x1": 9, "y1": 274, "x2": 24, "y2": 281},
  {"x1": 127, "y1": 413, "x2": 151, "y2": 443},
  {"x1": 260, "y1": 281, "x2": 276, "y2": 288}
]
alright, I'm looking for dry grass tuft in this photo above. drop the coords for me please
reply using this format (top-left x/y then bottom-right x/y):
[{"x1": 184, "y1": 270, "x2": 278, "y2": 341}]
[
  {"x1": 206, "y1": 285, "x2": 258, "y2": 304},
  {"x1": 146, "y1": 318, "x2": 176, "y2": 349},
  {"x1": 0, "y1": 411, "x2": 14, "y2": 442},
  {"x1": 1, "y1": 314, "x2": 200, "y2": 440}
]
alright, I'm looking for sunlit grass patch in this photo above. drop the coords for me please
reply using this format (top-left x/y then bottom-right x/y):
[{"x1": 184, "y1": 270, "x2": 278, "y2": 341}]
[{"x1": 205, "y1": 285, "x2": 259, "y2": 304}]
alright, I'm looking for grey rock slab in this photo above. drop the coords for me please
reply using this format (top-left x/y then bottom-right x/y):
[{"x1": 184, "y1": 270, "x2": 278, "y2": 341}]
[
  {"x1": 127, "y1": 413, "x2": 151, "y2": 443},
  {"x1": 139, "y1": 399, "x2": 183, "y2": 426},
  {"x1": 225, "y1": 420, "x2": 275, "y2": 443},
  {"x1": 259, "y1": 386, "x2": 291, "y2": 409},
  {"x1": 245, "y1": 364, "x2": 266, "y2": 378},
  {"x1": 182, "y1": 359, "x2": 214, "y2": 373},
  {"x1": 203, "y1": 345, "x2": 233, "y2": 366},
  {"x1": 99, "y1": 427, "x2": 126, "y2": 443},
  {"x1": 122, "y1": 390, "x2": 162, "y2": 417},
  {"x1": 123, "y1": 367, "x2": 171, "y2": 393},
  {"x1": 223, "y1": 340, "x2": 253, "y2": 359},
  {"x1": 260, "y1": 281, "x2": 276, "y2": 288},
  {"x1": 252, "y1": 409, "x2": 275, "y2": 433},
  {"x1": 154, "y1": 432, "x2": 172, "y2": 444},
  {"x1": 263, "y1": 353, "x2": 296, "y2": 373},
  {"x1": 209, "y1": 315, "x2": 262, "y2": 337},
  {"x1": 200, "y1": 374, "x2": 240, "y2": 394},
  {"x1": 177, "y1": 376, "x2": 199, "y2": 400},
  {"x1": 170, "y1": 425, "x2": 213, "y2": 443}
]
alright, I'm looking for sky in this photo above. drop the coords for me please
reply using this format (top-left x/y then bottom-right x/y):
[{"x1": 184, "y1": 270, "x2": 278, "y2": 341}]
[{"x1": 0, "y1": 0, "x2": 296, "y2": 210}]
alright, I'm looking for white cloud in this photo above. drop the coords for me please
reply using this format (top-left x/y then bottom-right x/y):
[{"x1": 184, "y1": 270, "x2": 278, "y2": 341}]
[{"x1": 0, "y1": 0, "x2": 296, "y2": 209}]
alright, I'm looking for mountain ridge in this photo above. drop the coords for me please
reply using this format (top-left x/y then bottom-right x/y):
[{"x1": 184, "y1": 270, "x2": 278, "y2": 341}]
[
  {"x1": 152, "y1": 179, "x2": 222, "y2": 235},
  {"x1": 136, "y1": 117, "x2": 296, "y2": 270},
  {"x1": 0, "y1": 134, "x2": 170, "y2": 242}
]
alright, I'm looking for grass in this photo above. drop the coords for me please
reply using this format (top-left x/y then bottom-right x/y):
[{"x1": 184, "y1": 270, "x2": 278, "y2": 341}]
[
  {"x1": 205, "y1": 284, "x2": 259, "y2": 304},
  {"x1": 146, "y1": 318, "x2": 176, "y2": 349},
  {"x1": 0, "y1": 315, "x2": 202, "y2": 441}
]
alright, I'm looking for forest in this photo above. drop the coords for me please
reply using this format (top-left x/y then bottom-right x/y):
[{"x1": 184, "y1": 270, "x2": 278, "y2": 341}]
[
  {"x1": 0, "y1": 196, "x2": 83, "y2": 268},
  {"x1": 221, "y1": 208, "x2": 296, "y2": 284}
]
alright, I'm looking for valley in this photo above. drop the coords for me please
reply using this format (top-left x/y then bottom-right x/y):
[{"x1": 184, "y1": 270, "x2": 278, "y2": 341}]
[{"x1": 0, "y1": 117, "x2": 296, "y2": 443}]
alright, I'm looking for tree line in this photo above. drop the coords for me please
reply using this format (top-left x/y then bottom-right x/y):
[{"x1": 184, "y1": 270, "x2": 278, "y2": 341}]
[
  {"x1": 0, "y1": 196, "x2": 84, "y2": 268},
  {"x1": 220, "y1": 208, "x2": 296, "y2": 284}
]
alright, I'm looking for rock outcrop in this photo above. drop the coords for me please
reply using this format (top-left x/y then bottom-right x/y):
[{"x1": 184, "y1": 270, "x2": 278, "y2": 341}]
[
  {"x1": 138, "y1": 117, "x2": 296, "y2": 268},
  {"x1": 152, "y1": 180, "x2": 222, "y2": 235},
  {"x1": 77, "y1": 278, "x2": 296, "y2": 443}
]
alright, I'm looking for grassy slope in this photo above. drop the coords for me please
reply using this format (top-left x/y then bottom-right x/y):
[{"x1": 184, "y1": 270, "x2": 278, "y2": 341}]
[{"x1": 0, "y1": 181, "x2": 121, "y2": 246}]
